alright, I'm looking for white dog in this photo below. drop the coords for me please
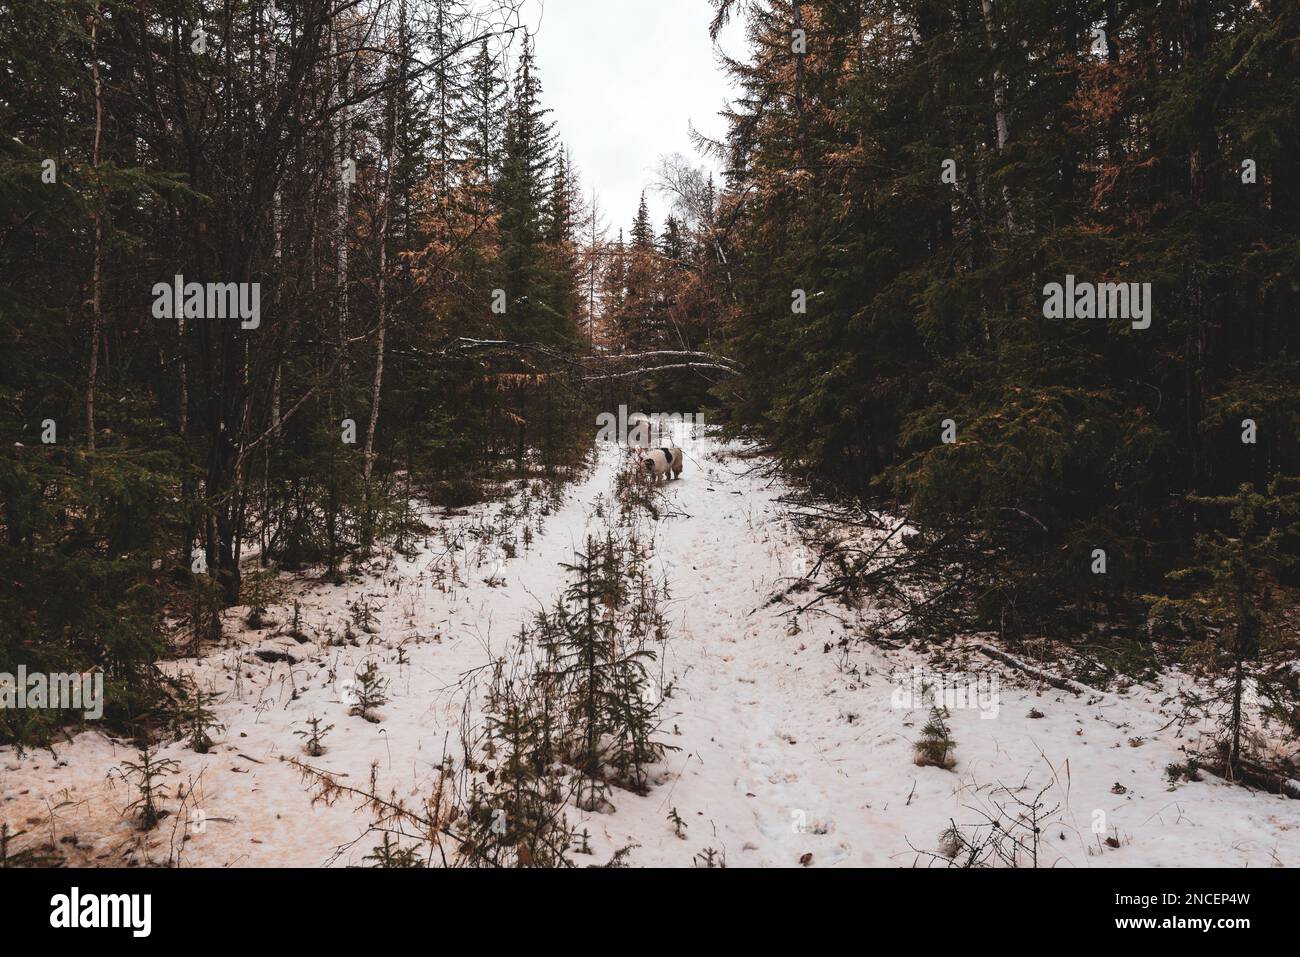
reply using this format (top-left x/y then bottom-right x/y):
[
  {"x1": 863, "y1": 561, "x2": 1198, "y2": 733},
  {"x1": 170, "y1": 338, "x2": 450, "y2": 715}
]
[{"x1": 642, "y1": 445, "x2": 684, "y2": 482}]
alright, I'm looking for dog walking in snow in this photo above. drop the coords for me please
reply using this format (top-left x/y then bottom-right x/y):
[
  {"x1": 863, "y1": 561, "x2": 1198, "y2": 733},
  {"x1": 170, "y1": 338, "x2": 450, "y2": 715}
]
[
  {"x1": 604, "y1": 409, "x2": 687, "y2": 481},
  {"x1": 641, "y1": 445, "x2": 684, "y2": 482}
]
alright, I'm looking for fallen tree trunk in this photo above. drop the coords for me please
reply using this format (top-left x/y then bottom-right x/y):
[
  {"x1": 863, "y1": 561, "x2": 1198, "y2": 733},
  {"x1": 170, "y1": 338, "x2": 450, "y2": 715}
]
[
  {"x1": 1232, "y1": 757, "x2": 1300, "y2": 800},
  {"x1": 974, "y1": 643, "x2": 1094, "y2": 696}
]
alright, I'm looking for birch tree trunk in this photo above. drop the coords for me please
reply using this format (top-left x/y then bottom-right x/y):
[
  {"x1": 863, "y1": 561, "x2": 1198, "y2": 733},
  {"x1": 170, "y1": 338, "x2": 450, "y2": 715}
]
[
  {"x1": 981, "y1": 0, "x2": 1009, "y2": 152},
  {"x1": 363, "y1": 0, "x2": 406, "y2": 486},
  {"x1": 979, "y1": 0, "x2": 1013, "y2": 230}
]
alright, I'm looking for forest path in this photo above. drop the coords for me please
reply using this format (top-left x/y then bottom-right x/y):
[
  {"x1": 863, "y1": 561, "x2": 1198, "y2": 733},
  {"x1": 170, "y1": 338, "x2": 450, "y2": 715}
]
[
  {"x1": 622, "y1": 441, "x2": 893, "y2": 866},
  {"x1": 482, "y1": 438, "x2": 1296, "y2": 868},
  {"x1": 2, "y1": 439, "x2": 1296, "y2": 867}
]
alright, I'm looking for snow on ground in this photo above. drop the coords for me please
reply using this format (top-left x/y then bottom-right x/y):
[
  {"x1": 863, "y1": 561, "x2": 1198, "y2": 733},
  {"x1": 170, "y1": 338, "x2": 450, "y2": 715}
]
[{"x1": 2, "y1": 437, "x2": 1297, "y2": 867}]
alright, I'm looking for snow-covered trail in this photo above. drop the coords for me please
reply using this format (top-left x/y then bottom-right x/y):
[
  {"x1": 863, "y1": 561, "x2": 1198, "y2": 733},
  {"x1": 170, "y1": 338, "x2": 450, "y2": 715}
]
[
  {"x1": 3, "y1": 438, "x2": 1297, "y2": 867},
  {"x1": 589, "y1": 442, "x2": 1297, "y2": 867}
]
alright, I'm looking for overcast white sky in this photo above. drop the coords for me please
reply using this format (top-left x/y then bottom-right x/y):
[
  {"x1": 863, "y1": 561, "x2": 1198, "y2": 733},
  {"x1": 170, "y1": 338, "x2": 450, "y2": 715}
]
[{"x1": 525, "y1": 0, "x2": 745, "y2": 235}]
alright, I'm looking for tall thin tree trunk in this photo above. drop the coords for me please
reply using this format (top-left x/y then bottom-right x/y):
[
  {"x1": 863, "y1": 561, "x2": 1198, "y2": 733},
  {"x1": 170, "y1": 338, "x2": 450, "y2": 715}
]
[
  {"x1": 588, "y1": 186, "x2": 598, "y2": 348},
  {"x1": 436, "y1": 0, "x2": 450, "y2": 194},
  {"x1": 979, "y1": 0, "x2": 1013, "y2": 231},
  {"x1": 363, "y1": 0, "x2": 406, "y2": 486},
  {"x1": 793, "y1": 1, "x2": 806, "y2": 154},
  {"x1": 270, "y1": 0, "x2": 282, "y2": 262},
  {"x1": 333, "y1": 26, "x2": 350, "y2": 352},
  {"x1": 1180, "y1": 0, "x2": 1211, "y2": 488},
  {"x1": 260, "y1": 0, "x2": 282, "y2": 562},
  {"x1": 177, "y1": 314, "x2": 188, "y2": 434},
  {"x1": 1229, "y1": 652, "x2": 1244, "y2": 779},
  {"x1": 87, "y1": 11, "x2": 104, "y2": 451}
]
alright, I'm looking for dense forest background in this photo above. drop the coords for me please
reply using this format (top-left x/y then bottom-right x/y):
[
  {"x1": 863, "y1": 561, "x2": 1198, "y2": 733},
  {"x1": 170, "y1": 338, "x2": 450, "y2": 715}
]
[
  {"x1": 2, "y1": 0, "x2": 1298, "y2": 767},
  {"x1": 704, "y1": 0, "x2": 1300, "y2": 662},
  {"x1": 0, "y1": 0, "x2": 728, "y2": 740}
]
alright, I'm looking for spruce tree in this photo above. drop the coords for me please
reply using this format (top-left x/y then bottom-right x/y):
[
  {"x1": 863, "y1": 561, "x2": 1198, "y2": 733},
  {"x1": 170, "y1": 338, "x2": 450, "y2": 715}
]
[
  {"x1": 1154, "y1": 479, "x2": 1300, "y2": 780},
  {"x1": 495, "y1": 37, "x2": 558, "y2": 338}
]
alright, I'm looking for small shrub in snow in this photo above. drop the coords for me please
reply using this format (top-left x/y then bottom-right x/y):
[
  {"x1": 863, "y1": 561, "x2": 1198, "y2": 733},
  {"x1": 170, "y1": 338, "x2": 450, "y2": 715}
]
[
  {"x1": 614, "y1": 457, "x2": 664, "y2": 522},
  {"x1": 458, "y1": 661, "x2": 576, "y2": 868},
  {"x1": 349, "y1": 661, "x2": 389, "y2": 721},
  {"x1": 693, "y1": 846, "x2": 726, "y2": 868},
  {"x1": 668, "y1": 807, "x2": 688, "y2": 839},
  {"x1": 295, "y1": 716, "x2": 334, "y2": 756},
  {"x1": 0, "y1": 823, "x2": 52, "y2": 867},
  {"x1": 937, "y1": 825, "x2": 963, "y2": 860},
  {"x1": 286, "y1": 601, "x2": 309, "y2": 643},
  {"x1": 913, "y1": 706, "x2": 957, "y2": 769},
  {"x1": 350, "y1": 596, "x2": 379, "y2": 635},
  {"x1": 914, "y1": 787, "x2": 1058, "y2": 868},
  {"x1": 364, "y1": 833, "x2": 422, "y2": 868},
  {"x1": 594, "y1": 843, "x2": 639, "y2": 868},
  {"x1": 186, "y1": 575, "x2": 224, "y2": 649},
  {"x1": 120, "y1": 745, "x2": 179, "y2": 831},
  {"x1": 1165, "y1": 758, "x2": 1202, "y2": 786},
  {"x1": 540, "y1": 534, "x2": 671, "y2": 803},
  {"x1": 172, "y1": 679, "x2": 224, "y2": 754}
]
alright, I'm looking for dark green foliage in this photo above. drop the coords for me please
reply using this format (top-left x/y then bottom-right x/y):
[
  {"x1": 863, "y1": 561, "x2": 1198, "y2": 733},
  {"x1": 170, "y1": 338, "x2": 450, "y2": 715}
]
[
  {"x1": 350, "y1": 596, "x2": 379, "y2": 636},
  {"x1": 1152, "y1": 479, "x2": 1300, "y2": 778},
  {"x1": 706, "y1": 0, "x2": 1300, "y2": 651},
  {"x1": 494, "y1": 38, "x2": 571, "y2": 343},
  {"x1": 460, "y1": 667, "x2": 576, "y2": 868},
  {"x1": 0, "y1": 2, "x2": 594, "y2": 746},
  {"x1": 0, "y1": 445, "x2": 177, "y2": 745},
  {"x1": 0, "y1": 822, "x2": 58, "y2": 868},
  {"x1": 450, "y1": 526, "x2": 671, "y2": 867},
  {"x1": 1166, "y1": 758, "x2": 1203, "y2": 786},
  {"x1": 364, "y1": 833, "x2": 424, "y2": 868},
  {"x1": 540, "y1": 534, "x2": 669, "y2": 804}
]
